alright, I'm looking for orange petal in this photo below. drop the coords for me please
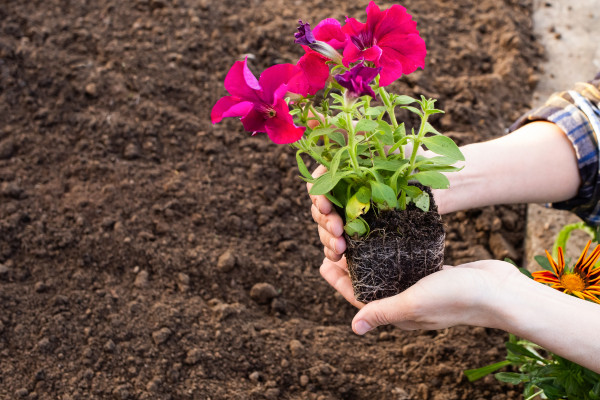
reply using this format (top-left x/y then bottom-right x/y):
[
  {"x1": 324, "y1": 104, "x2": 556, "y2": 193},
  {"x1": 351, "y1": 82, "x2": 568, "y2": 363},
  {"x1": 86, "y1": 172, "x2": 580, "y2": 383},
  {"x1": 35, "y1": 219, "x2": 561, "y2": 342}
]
[
  {"x1": 574, "y1": 240, "x2": 593, "y2": 269},
  {"x1": 544, "y1": 250, "x2": 561, "y2": 276}
]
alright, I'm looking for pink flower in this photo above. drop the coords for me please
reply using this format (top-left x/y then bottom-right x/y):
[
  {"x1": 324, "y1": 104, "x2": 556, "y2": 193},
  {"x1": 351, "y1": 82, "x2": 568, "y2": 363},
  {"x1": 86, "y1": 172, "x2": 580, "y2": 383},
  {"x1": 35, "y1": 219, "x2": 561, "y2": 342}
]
[
  {"x1": 295, "y1": 52, "x2": 330, "y2": 96},
  {"x1": 334, "y1": 62, "x2": 381, "y2": 98},
  {"x1": 211, "y1": 58, "x2": 305, "y2": 144},
  {"x1": 341, "y1": 1, "x2": 426, "y2": 86}
]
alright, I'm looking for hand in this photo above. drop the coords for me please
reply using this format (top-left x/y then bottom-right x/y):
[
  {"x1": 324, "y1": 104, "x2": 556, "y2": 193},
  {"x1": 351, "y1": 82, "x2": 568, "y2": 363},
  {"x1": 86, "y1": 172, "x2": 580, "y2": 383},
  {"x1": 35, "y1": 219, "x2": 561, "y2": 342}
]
[
  {"x1": 307, "y1": 165, "x2": 347, "y2": 262},
  {"x1": 320, "y1": 258, "x2": 523, "y2": 334}
]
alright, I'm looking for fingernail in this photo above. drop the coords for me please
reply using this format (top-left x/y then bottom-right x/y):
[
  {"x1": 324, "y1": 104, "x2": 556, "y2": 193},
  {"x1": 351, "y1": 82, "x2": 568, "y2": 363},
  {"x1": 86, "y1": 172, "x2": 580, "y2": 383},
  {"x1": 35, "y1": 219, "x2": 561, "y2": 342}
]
[{"x1": 354, "y1": 320, "x2": 373, "y2": 335}]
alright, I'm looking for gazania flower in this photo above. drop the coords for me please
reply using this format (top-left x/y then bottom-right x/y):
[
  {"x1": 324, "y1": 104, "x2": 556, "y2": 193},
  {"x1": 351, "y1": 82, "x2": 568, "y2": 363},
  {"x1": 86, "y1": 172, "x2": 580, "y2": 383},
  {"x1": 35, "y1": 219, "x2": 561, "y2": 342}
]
[
  {"x1": 341, "y1": 1, "x2": 426, "y2": 86},
  {"x1": 532, "y1": 240, "x2": 600, "y2": 304}
]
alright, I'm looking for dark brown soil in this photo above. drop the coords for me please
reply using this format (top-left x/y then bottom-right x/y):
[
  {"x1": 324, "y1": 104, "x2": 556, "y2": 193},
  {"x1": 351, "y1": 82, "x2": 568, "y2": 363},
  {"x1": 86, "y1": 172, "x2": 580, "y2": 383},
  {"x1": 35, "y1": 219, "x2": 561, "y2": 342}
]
[
  {"x1": 0, "y1": 0, "x2": 541, "y2": 399},
  {"x1": 345, "y1": 192, "x2": 445, "y2": 303}
]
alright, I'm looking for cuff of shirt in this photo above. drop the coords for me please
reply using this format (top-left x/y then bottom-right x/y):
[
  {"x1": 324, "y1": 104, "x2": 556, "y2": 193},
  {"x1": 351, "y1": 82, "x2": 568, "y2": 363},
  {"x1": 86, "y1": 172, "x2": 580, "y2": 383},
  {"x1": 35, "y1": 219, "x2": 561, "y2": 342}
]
[{"x1": 509, "y1": 77, "x2": 600, "y2": 225}]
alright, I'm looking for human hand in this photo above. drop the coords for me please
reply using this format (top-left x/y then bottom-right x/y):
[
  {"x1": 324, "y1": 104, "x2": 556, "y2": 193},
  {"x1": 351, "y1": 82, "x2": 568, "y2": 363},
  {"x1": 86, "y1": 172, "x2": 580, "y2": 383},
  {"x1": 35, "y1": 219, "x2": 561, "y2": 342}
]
[
  {"x1": 307, "y1": 165, "x2": 347, "y2": 262},
  {"x1": 320, "y1": 258, "x2": 523, "y2": 334}
]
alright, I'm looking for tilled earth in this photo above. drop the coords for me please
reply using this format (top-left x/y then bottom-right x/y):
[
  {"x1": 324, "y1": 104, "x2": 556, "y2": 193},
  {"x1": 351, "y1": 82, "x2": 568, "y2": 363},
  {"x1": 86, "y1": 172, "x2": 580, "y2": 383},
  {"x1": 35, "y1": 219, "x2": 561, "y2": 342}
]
[{"x1": 0, "y1": 0, "x2": 543, "y2": 398}]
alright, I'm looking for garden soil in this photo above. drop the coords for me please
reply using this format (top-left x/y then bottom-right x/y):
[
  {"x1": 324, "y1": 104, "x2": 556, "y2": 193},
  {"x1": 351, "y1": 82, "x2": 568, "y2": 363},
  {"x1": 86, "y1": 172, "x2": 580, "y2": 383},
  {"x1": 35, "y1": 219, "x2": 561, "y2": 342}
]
[{"x1": 0, "y1": 0, "x2": 542, "y2": 399}]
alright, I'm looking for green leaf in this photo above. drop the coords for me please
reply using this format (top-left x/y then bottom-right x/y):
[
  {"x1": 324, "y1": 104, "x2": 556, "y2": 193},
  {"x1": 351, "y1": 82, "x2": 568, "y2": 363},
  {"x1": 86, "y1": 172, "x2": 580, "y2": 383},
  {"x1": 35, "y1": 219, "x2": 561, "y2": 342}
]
[
  {"x1": 329, "y1": 147, "x2": 347, "y2": 177},
  {"x1": 372, "y1": 158, "x2": 409, "y2": 172},
  {"x1": 365, "y1": 106, "x2": 387, "y2": 116},
  {"x1": 400, "y1": 106, "x2": 423, "y2": 117},
  {"x1": 411, "y1": 171, "x2": 450, "y2": 189},
  {"x1": 371, "y1": 181, "x2": 398, "y2": 209},
  {"x1": 495, "y1": 372, "x2": 529, "y2": 385},
  {"x1": 518, "y1": 267, "x2": 533, "y2": 279},
  {"x1": 505, "y1": 342, "x2": 546, "y2": 362},
  {"x1": 421, "y1": 135, "x2": 465, "y2": 161},
  {"x1": 402, "y1": 185, "x2": 422, "y2": 199},
  {"x1": 325, "y1": 192, "x2": 343, "y2": 208},
  {"x1": 423, "y1": 122, "x2": 442, "y2": 135},
  {"x1": 534, "y1": 255, "x2": 554, "y2": 272},
  {"x1": 393, "y1": 123, "x2": 406, "y2": 141},
  {"x1": 393, "y1": 95, "x2": 417, "y2": 105},
  {"x1": 295, "y1": 151, "x2": 313, "y2": 180},
  {"x1": 376, "y1": 120, "x2": 394, "y2": 145},
  {"x1": 414, "y1": 191, "x2": 430, "y2": 212},
  {"x1": 309, "y1": 170, "x2": 352, "y2": 196},
  {"x1": 464, "y1": 360, "x2": 512, "y2": 382},
  {"x1": 355, "y1": 119, "x2": 379, "y2": 133},
  {"x1": 327, "y1": 130, "x2": 347, "y2": 147},
  {"x1": 308, "y1": 127, "x2": 334, "y2": 142},
  {"x1": 344, "y1": 218, "x2": 368, "y2": 237},
  {"x1": 346, "y1": 187, "x2": 371, "y2": 220}
]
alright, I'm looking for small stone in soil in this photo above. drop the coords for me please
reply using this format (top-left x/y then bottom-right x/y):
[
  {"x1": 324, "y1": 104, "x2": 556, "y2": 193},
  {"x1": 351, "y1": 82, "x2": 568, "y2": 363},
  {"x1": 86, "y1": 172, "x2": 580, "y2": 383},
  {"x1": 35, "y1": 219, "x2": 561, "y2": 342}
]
[
  {"x1": 217, "y1": 250, "x2": 236, "y2": 272},
  {"x1": 134, "y1": 270, "x2": 149, "y2": 288},
  {"x1": 152, "y1": 327, "x2": 171, "y2": 345},
  {"x1": 184, "y1": 348, "x2": 203, "y2": 365},
  {"x1": 289, "y1": 339, "x2": 304, "y2": 357},
  {"x1": 250, "y1": 283, "x2": 278, "y2": 304}
]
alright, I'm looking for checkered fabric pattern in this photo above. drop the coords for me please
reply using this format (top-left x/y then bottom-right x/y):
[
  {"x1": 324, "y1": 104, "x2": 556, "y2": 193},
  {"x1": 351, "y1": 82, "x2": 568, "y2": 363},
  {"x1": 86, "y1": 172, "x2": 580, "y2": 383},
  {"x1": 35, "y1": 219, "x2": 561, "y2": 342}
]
[{"x1": 509, "y1": 74, "x2": 600, "y2": 225}]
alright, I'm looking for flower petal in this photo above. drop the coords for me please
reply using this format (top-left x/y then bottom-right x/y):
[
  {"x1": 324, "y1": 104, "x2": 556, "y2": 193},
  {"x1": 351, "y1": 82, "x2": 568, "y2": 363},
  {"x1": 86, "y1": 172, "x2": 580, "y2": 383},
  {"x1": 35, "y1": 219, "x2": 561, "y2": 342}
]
[
  {"x1": 373, "y1": 4, "x2": 417, "y2": 38},
  {"x1": 264, "y1": 99, "x2": 305, "y2": 144},
  {"x1": 342, "y1": 43, "x2": 361, "y2": 67},
  {"x1": 211, "y1": 96, "x2": 253, "y2": 123},
  {"x1": 224, "y1": 58, "x2": 262, "y2": 101},
  {"x1": 294, "y1": 53, "x2": 330, "y2": 95},
  {"x1": 240, "y1": 107, "x2": 267, "y2": 133},
  {"x1": 313, "y1": 18, "x2": 347, "y2": 49},
  {"x1": 532, "y1": 270, "x2": 560, "y2": 285},
  {"x1": 258, "y1": 63, "x2": 299, "y2": 103}
]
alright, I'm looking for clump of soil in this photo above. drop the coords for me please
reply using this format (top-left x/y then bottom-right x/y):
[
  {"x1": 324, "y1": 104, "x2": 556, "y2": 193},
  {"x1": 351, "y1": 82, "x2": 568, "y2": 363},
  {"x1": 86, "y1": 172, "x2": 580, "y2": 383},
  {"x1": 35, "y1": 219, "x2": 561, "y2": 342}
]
[
  {"x1": 0, "y1": 0, "x2": 539, "y2": 398},
  {"x1": 346, "y1": 190, "x2": 445, "y2": 302}
]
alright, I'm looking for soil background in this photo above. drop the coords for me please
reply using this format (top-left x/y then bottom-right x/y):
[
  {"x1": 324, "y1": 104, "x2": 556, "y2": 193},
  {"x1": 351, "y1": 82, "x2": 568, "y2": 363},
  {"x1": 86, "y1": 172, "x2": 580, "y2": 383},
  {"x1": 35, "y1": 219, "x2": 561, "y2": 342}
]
[{"x1": 0, "y1": 0, "x2": 543, "y2": 399}]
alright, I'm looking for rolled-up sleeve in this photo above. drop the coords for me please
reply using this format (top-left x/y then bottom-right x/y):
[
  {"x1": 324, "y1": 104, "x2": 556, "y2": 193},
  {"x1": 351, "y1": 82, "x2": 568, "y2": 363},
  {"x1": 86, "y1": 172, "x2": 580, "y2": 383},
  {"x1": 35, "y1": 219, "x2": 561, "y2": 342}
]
[{"x1": 509, "y1": 74, "x2": 600, "y2": 225}]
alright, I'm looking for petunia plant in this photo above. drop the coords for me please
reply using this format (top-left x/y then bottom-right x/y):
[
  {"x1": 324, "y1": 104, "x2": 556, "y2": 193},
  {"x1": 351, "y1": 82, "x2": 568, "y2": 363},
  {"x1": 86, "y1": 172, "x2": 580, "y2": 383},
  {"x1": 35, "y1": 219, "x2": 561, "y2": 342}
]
[{"x1": 212, "y1": 1, "x2": 464, "y2": 238}]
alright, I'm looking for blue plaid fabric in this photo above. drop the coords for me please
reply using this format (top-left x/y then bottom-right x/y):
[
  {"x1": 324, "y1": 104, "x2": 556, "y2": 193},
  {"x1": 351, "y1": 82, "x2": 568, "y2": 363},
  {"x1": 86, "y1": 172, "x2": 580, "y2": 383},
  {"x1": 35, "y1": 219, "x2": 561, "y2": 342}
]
[{"x1": 509, "y1": 75, "x2": 600, "y2": 225}]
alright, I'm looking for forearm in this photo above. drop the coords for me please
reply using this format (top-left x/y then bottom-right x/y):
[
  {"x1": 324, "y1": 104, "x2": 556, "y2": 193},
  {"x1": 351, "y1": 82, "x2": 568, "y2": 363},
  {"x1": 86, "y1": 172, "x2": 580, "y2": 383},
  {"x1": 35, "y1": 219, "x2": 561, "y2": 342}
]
[
  {"x1": 434, "y1": 121, "x2": 581, "y2": 214},
  {"x1": 487, "y1": 273, "x2": 600, "y2": 373}
]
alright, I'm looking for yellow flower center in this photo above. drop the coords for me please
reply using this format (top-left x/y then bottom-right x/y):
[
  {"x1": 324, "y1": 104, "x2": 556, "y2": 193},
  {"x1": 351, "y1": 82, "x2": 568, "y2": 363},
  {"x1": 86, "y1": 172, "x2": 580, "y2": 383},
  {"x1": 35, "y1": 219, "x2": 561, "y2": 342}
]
[{"x1": 560, "y1": 273, "x2": 586, "y2": 292}]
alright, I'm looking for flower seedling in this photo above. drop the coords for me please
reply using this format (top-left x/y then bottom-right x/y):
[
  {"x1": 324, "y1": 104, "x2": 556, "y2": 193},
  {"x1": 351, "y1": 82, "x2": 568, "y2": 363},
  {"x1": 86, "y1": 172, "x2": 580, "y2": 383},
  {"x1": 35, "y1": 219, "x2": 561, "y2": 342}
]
[{"x1": 212, "y1": 2, "x2": 464, "y2": 301}]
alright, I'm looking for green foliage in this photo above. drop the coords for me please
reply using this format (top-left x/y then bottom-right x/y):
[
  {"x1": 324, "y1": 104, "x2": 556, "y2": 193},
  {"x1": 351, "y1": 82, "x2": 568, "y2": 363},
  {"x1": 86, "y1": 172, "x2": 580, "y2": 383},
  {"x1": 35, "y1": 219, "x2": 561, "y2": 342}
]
[
  {"x1": 296, "y1": 84, "x2": 464, "y2": 237},
  {"x1": 466, "y1": 335, "x2": 600, "y2": 399}
]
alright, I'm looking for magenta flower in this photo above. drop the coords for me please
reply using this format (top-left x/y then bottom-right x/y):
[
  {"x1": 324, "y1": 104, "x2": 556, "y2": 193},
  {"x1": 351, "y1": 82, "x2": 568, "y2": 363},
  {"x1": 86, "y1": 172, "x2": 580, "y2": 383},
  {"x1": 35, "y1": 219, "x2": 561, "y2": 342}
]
[
  {"x1": 211, "y1": 58, "x2": 305, "y2": 144},
  {"x1": 341, "y1": 1, "x2": 426, "y2": 86},
  {"x1": 334, "y1": 62, "x2": 381, "y2": 98}
]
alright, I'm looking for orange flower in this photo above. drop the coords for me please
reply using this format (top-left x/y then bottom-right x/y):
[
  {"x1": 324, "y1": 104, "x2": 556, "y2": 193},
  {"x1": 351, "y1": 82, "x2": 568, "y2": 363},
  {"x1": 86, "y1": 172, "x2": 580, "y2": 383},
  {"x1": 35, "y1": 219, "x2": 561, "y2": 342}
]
[{"x1": 532, "y1": 240, "x2": 600, "y2": 304}]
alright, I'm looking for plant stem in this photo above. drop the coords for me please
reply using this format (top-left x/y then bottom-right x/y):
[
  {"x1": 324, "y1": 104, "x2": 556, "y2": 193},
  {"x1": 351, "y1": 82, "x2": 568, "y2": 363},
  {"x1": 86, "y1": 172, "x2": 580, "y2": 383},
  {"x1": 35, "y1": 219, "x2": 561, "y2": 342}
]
[
  {"x1": 378, "y1": 86, "x2": 398, "y2": 129},
  {"x1": 345, "y1": 110, "x2": 362, "y2": 177},
  {"x1": 407, "y1": 111, "x2": 429, "y2": 176}
]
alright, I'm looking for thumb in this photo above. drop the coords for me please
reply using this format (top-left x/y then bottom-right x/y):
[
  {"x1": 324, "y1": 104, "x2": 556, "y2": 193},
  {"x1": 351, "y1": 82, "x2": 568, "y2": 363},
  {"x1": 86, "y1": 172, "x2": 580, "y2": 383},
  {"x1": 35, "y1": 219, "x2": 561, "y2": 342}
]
[{"x1": 352, "y1": 295, "x2": 408, "y2": 335}]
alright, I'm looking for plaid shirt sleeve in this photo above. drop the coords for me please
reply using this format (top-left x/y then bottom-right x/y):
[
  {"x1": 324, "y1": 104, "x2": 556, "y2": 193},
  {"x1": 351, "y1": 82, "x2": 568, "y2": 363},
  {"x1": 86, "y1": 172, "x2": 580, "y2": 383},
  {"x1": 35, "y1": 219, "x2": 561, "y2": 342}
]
[{"x1": 509, "y1": 72, "x2": 600, "y2": 226}]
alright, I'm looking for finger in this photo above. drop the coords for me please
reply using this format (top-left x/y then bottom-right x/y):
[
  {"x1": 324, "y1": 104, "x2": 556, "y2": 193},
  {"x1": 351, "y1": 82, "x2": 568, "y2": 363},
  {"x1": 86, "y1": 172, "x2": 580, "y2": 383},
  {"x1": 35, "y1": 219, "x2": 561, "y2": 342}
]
[
  {"x1": 307, "y1": 166, "x2": 333, "y2": 214},
  {"x1": 311, "y1": 204, "x2": 345, "y2": 237},
  {"x1": 318, "y1": 225, "x2": 346, "y2": 254},
  {"x1": 320, "y1": 258, "x2": 363, "y2": 309},
  {"x1": 324, "y1": 246, "x2": 343, "y2": 262},
  {"x1": 351, "y1": 292, "x2": 417, "y2": 335}
]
